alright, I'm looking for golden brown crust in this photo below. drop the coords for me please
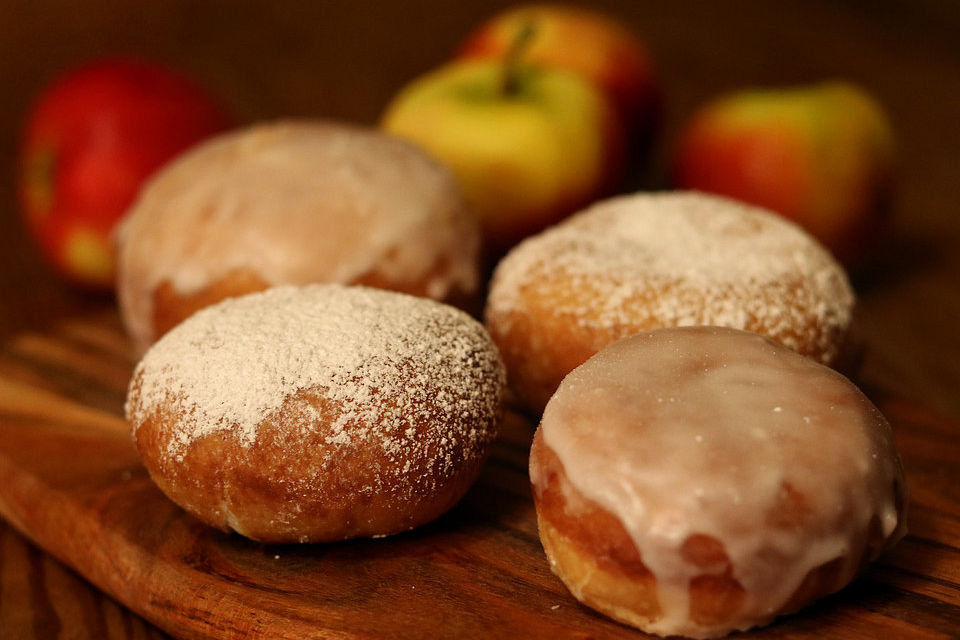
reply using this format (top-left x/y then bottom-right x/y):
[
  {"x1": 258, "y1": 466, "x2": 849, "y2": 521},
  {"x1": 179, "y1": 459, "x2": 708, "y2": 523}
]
[
  {"x1": 490, "y1": 272, "x2": 850, "y2": 414},
  {"x1": 117, "y1": 121, "x2": 482, "y2": 350},
  {"x1": 127, "y1": 285, "x2": 504, "y2": 543},
  {"x1": 485, "y1": 192, "x2": 855, "y2": 415},
  {"x1": 148, "y1": 256, "x2": 480, "y2": 346},
  {"x1": 530, "y1": 430, "x2": 887, "y2": 636},
  {"x1": 132, "y1": 381, "x2": 495, "y2": 544},
  {"x1": 152, "y1": 269, "x2": 270, "y2": 342}
]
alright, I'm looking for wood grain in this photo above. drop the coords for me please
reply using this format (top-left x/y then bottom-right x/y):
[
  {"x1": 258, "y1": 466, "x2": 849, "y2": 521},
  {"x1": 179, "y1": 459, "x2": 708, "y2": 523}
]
[
  {"x1": 0, "y1": 524, "x2": 168, "y2": 640},
  {"x1": 0, "y1": 310, "x2": 958, "y2": 639},
  {"x1": 0, "y1": 2, "x2": 958, "y2": 636}
]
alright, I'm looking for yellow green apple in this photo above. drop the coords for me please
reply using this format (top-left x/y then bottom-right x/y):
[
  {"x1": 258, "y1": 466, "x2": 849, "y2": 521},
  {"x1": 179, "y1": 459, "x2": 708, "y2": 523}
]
[
  {"x1": 457, "y1": 4, "x2": 659, "y2": 143},
  {"x1": 672, "y1": 81, "x2": 894, "y2": 265},
  {"x1": 381, "y1": 59, "x2": 622, "y2": 253}
]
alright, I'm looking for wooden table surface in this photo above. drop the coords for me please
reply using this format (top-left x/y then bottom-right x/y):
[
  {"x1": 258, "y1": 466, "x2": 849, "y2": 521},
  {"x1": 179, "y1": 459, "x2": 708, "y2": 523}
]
[{"x1": 0, "y1": 1, "x2": 958, "y2": 637}]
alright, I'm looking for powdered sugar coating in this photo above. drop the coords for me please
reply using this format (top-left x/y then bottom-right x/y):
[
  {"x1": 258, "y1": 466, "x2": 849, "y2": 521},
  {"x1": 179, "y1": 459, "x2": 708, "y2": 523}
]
[
  {"x1": 117, "y1": 120, "x2": 480, "y2": 349},
  {"x1": 127, "y1": 284, "x2": 504, "y2": 465},
  {"x1": 488, "y1": 192, "x2": 853, "y2": 362}
]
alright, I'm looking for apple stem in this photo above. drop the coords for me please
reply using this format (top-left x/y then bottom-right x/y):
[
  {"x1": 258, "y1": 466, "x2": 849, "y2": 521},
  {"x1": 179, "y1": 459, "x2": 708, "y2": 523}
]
[{"x1": 501, "y1": 21, "x2": 537, "y2": 97}]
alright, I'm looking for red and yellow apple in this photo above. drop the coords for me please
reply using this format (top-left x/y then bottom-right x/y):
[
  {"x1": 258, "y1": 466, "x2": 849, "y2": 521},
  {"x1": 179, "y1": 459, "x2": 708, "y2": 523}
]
[
  {"x1": 381, "y1": 59, "x2": 622, "y2": 253},
  {"x1": 672, "y1": 82, "x2": 894, "y2": 265},
  {"x1": 458, "y1": 4, "x2": 659, "y2": 143},
  {"x1": 19, "y1": 57, "x2": 231, "y2": 289}
]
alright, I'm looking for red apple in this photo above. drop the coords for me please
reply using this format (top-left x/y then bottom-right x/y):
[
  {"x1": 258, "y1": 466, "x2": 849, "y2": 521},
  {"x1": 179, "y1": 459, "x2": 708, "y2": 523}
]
[
  {"x1": 381, "y1": 58, "x2": 622, "y2": 254},
  {"x1": 458, "y1": 4, "x2": 659, "y2": 143},
  {"x1": 672, "y1": 82, "x2": 894, "y2": 265},
  {"x1": 19, "y1": 57, "x2": 232, "y2": 289}
]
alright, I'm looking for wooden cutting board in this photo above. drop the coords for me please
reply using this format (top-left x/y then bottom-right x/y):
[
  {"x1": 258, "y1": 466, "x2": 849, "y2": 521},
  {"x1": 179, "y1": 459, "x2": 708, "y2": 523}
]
[{"x1": 0, "y1": 310, "x2": 958, "y2": 639}]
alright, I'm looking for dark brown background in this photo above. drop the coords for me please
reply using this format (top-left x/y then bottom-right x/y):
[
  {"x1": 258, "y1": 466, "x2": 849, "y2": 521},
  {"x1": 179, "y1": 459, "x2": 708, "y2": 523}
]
[{"x1": 0, "y1": 1, "x2": 958, "y2": 637}]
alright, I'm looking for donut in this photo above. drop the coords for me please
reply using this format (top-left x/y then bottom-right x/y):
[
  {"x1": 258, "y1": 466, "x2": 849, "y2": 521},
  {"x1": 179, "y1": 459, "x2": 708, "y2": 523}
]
[
  {"x1": 125, "y1": 284, "x2": 505, "y2": 543},
  {"x1": 530, "y1": 327, "x2": 907, "y2": 638},
  {"x1": 117, "y1": 120, "x2": 480, "y2": 351},
  {"x1": 485, "y1": 191, "x2": 855, "y2": 413}
]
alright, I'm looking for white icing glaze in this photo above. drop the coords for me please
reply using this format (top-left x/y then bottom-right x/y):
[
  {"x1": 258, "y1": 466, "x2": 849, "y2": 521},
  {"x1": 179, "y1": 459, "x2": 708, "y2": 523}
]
[
  {"x1": 126, "y1": 284, "x2": 505, "y2": 472},
  {"x1": 536, "y1": 327, "x2": 906, "y2": 638},
  {"x1": 117, "y1": 120, "x2": 480, "y2": 348},
  {"x1": 487, "y1": 191, "x2": 854, "y2": 363}
]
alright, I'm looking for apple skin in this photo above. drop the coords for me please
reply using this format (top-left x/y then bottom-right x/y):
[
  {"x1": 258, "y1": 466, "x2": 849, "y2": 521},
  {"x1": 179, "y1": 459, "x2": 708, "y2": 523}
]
[
  {"x1": 19, "y1": 58, "x2": 232, "y2": 289},
  {"x1": 457, "y1": 4, "x2": 659, "y2": 143},
  {"x1": 672, "y1": 82, "x2": 894, "y2": 266},
  {"x1": 381, "y1": 60, "x2": 622, "y2": 253}
]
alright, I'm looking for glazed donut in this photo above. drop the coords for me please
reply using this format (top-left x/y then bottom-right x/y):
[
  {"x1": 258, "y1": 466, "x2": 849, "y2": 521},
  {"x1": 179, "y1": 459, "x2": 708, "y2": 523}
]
[
  {"x1": 117, "y1": 120, "x2": 480, "y2": 351},
  {"x1": 125, "y1": 284, "x2": 505, "y2": 543},
  {"x1": 530, "y1": 327, "x2": 907, "y2": 638},
  {"x1": 485, "y1": 191, "x2": 855, "y2": 413}
]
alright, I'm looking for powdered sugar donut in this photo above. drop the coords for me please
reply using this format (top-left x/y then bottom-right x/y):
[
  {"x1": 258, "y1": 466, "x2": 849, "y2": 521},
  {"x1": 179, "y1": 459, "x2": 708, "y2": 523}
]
[
  {"x1": 118, "y1": 120, "x2": 480, "y2": 351},
  {"x1": 531, "y1": 327, "x2": 906, "y2": 638},
  {"x1": 125, "y1": 284, "x2": 505, "y2": 543},
  {"x1": 485, "y1": 192, "x2": 854, "y2": 413}
]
